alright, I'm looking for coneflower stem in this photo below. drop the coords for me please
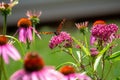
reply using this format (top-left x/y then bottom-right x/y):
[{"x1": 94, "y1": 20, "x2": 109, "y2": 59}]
[
  {"x1": 32, "y1": 23, "x2": 36, "y2": 49},
  {"x1": 0, "y1": 56, "x2": 8, "y2": 80},
  {"x1": 0, "y1": 57, "x2": 2, "y2": 80},
  {"x1": 3, "y1": 14, "x2": 7, "y2": 35},
  {"x1": 32, "y1": 24, "x2": 36, "y2": 41},
  {"x1": 1, "y1": 58, "x2": 8, "y2": 80}
]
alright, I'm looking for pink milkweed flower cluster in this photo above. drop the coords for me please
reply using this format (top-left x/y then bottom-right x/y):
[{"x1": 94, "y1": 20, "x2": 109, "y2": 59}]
[
  {"x1": 49, "y1": 31, "x2": 73, "y2": 49},
  {"x1": 17, "y1": 18, "x2": 41, "y2": 43},
  {"x1": 10, "y1": 52, "x2": 65, "y2": 80},
  {"x1": 90, "y1": 48, "x2": 99, "y2": 57},
  {"x1": 90, "y1": 21, "x2": 118, "y2": 45},
  {"x1": 0, "y1": 35, "x2": 21, "y2": 64},
  {"x1": 59, "y1": 65, "x2": 91, "y2": 80}
]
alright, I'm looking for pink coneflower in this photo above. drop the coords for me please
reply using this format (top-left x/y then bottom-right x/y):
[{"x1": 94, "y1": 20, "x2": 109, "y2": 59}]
[
  {"x1": 10, "y1": 52, "x2": 65, "y2": 80},
  {"x1": 0, "y1": 0, "x2": 18, "y2": 14},
  {"x1": 26, "y1": 10, "x2": 42, "y2": 24},
  {"x1": 0, "y1": 35, "x2": 21, "y2": 64},
  {"x1": 26, "y1": 10, "x2": 42, "y2": 19},
  {"x1": 59, "y1": 65, "x2": 91, "y2": 80},
  {"x1": 49, "y1": 31, "x2": 73, "y2": 49},
  {"x1": 17, "y1": 18, "x2": 33, "y2": 43},
  {"x1": 75, "y1": 21, "x2": 88, "y2": 34},
  {"x1": 75, "y1": 21, "x2": 88, "y2": 30},
  {"x1": 17, "y1": 18, "x2": 41, "y2": 43},
  {"x1": 90, "y1": 20, "x2": 118, "y2": 45}
]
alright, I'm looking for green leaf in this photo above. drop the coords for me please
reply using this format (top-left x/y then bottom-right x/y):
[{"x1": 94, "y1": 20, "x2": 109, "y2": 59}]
[
  {"x1": 94, "y1": 43, "x2": 111, "y2": 71},
  {"x1": 51, "y1": 49, "x2": 62, "y2": 54},
  {"x1": 94, "y1": 55, "x2": 102, "y2": 71},
  {"x1": 98, "y1": 43, "x2": 111, "y2": 57},
  {"x1": 76, "y1": 51, "x2": 81, "y2": 63},
  {"x1": 107, "y1": 51, "x2": 120, "y2": 60}
]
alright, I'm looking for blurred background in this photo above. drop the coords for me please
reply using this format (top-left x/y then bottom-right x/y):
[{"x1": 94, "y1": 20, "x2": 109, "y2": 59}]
[
  {"x1": 1, "y1": 0, "x2": 120, "y2": 79},
  {"x1": 1, "y1": 0, "x2": 120, "y2": 32}
]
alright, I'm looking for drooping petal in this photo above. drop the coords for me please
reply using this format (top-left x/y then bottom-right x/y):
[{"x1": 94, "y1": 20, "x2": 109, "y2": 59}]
[
  {"x1": 27, "y1": 27, "x2": 33, "y2": 41},
  {"x1": 39, "y1": 67, "x2": 65, "y2": 80},
  {"x1": 1, "y1": 46, "x2": 9, "y2": 64},
  {"x1": 10, "y1": 69, "x2": 25, "y2": 80},
  {"x1": 32, "y1": 27, "x2": 41, "y2": 39},
  {"x1": 0, "y1": 46, "x2": 2, "y2": 55},
  {"x1": 22, "y1": 74, "x2": 30, "y2": 80},
  {"x1": 31, "y1": 72, "x2": 39, "y2": 80},
  {"x1": 5, "y1": 44, "x2": 21, "y2": 61},
  {"x1": 19, "y1": 28, "x2": 26, "y2": 43}
]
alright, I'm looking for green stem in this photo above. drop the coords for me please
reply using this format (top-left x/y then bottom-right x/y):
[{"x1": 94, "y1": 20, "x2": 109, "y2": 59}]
[
  {"x1": 0, "y1": 57, "x2": 2, "y2": 80},
  {"x1": 83, "y1": 33, "x2": 88, "y2": 49},
  {"x1": 1, "y1": 57, "x2": 7, "y2": 80},
  {"x1": 2, "y1": 60, "x2": 7, "y2": 80},
  {"x1": 32, "y1": 23, "x2": 36, "y2": 49},
  {"x1": 56, "y1": 62, "x2": 77, "y2": 70},
  {"x1": 101, "y1": 53, "x2": 105, "y2": 79},
  {"x1": 3, "y1": 14, "x2": 7, "y2": 35},
  {"x1": 32, "y1": 24, "x2": 36, "y2": 41}
]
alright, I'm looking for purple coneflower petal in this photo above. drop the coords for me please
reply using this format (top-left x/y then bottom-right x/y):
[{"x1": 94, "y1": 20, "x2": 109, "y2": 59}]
[
  {"x1": 27, "y1": 27, "x2": 33, "y2": 41},
  {"x1": 0, "y1": 46, "x2": 2, "y2": 55},
  {"x1": 19, "y1": 28, "x2": 26, "y2": 43},
  {"x1": 2, "y1": 46, "x2": 9, "y2": 64},
  {"x1": 31, "y1": 72, "x2": 39, "y2": 80},
  {"x1": 6, "y1": 44, "x2": 21, "y2": 61},
  {"x1": 22, "y1": 74, "x2": 30, "y2": 80},
  {"x1": 10, "y1": 70, "x2": 25, "y2": 80},
  {"x1": 32, "y1": 27, "x2": 41, "y2": 39}
]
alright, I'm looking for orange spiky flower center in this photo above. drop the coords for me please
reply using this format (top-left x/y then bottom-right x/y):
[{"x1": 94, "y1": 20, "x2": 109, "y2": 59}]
[
  {"x1": 17, "y1": 18, "x2": 32, "y2": 28},
  {"x1": 59, "y1": 65, "x2": 75, "y2": 75},
  {"x1": 0, "y1": 36, "x2": 8, "y2": 45},
  {"x1": 93, "y1": 20, "x2": 106, "y2": 26},
  {"x1": 24, "y1": 52, "x2": 45, "y2": 72}
]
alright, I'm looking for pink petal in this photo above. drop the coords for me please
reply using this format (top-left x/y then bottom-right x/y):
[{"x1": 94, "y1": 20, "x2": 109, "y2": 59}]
[
  {"x1": 0, "y1": 46, "x2": 2, "y2": 55},
  {"x1": 27, "y1": 27, "x2": 33, "y2": 41},
  {"x1": 31, "y1": 72, "x2": 39, "y2": 80},
  {"x1": 2, "y1": 46, "x2": 9, "y2": 64},
  {"x1": 19, "y1": 28, "x2": 26, "y2": 43},
  {"x1": 10, "y1": 69, "x2": 25, "y2": 80},
  {"x1": 90, "y1": 35, "x2": 96, "y2": 45},
  {"x1": 32, "y1": 27, "x2": 41, "y2": 39},
  {"x1": 6, "y1": 44, "x2": 21, "y2": 61},
  {"x1": 22, "y1": 74, "x2": 30, "y2": 80},
  {"x1": 40, "y1": 67, "x2": 65, "y2": 80}
]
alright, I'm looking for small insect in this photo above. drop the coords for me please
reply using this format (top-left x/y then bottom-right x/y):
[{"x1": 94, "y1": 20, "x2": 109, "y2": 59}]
[{"x1": 39, "y1": 19, "x2": 66, "y2": 35}]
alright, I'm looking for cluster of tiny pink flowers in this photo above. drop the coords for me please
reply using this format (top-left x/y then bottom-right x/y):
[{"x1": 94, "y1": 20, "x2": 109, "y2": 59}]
[
  {"x1": 91, "y1": 24, "x2": 118, "y2": 42},
  {"x1": 49, "y1": 31, "x2": 72, "y2": 49}
]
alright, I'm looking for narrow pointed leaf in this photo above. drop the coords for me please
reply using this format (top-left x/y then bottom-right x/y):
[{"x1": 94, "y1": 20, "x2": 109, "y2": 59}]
[
  {"x1": 94, "y1": 43, "x2": 111, "y2": 71},
  {"x1": 94, "y1": 55, "x2": 102, "y2": 71},
  {"x1": 108, "y1": 51, "x2": 120, "y2": 60}
]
